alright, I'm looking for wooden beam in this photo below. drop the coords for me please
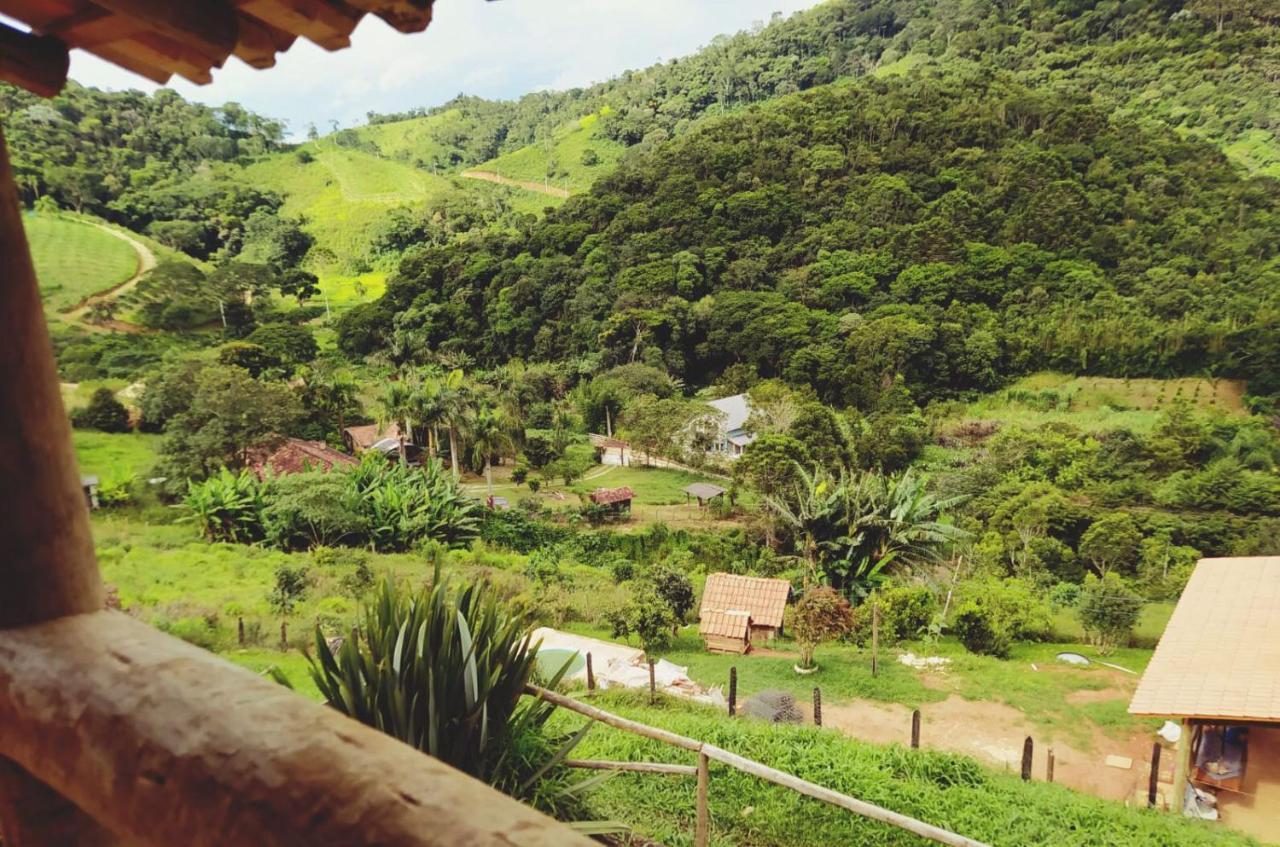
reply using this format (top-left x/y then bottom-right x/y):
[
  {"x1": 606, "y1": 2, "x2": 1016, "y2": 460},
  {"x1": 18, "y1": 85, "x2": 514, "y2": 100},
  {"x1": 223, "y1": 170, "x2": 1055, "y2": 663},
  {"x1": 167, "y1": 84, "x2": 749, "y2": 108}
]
[
  {"x1": 239, "y1": 0, "x2": 361, "y2": 51},
  {"x1": 92, "y1": 0, "x2": 239, "y2": 66},
  {"x1": 232, "y1": 14, "x2": 296, "y2": 69},
  {"x1": 345, "y1": 0, "x2": 434, "y2": 33},
  {"x1": 0, "y1": 760, "x2": 117, "y2": 847},
  {"x1": 83, "y1": 42, "x2": 172, "y2": 84},
  {"x1": 564, "y1": 759, "x2": 697, "y2": 776},
  {"x1": 0, "y1": 21, "x2": 69, "y2": 98},
  {"x1": 0, "y1": 611, "x2": 591, "y2": 847}
]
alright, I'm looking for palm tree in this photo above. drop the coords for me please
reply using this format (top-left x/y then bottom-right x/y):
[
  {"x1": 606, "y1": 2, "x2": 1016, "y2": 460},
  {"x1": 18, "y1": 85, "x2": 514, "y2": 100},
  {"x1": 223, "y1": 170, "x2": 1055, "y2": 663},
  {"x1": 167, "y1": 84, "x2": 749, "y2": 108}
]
[
  {"x1": 376, "y1": 376, "x2": 415, "y2": 464},
  {"x1": 306, "y1": 362, "x2": 358, "y2": 437},
  {"x1": 410, "y1": 373, "x2": 449, "y2": 458},
  {"x1": 438, "y1": 368, "x2": 469, "y2": 481},
  {"x1": 467, "y1": 403, "x2": 517, "y2": 500}
]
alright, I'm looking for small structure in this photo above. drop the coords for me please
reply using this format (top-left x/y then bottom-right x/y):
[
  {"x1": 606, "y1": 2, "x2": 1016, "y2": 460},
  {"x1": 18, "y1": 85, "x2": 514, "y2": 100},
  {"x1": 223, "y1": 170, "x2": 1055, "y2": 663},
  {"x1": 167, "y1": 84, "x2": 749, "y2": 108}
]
[
  {"x1": 699, "y1": 573, "x2": 791, "y2": 647},
  {"x1": 1129, "y1": 556, "x2": 1280, "y2": 841},
  {"x1": 590, "y1": 434, "x2": 631, "y2": 466},
  {"x1": 342, "y1": 423, "x2": 401, "y2": 454},
  {"x1": 699, "y1": 610, "x2": 751, "y2": 654},
  {"x1": 684, "y1": 482, "x2": 727, "y2": 509},
  {"x1": 81, "y1": 474, "x2": 99, "y2": 510},
  {"x1": 588, "y1": 486, "x2": 635, "y2": 518},
  {"x1": 249, "y1": 438, "x2": 358, "y2": 478},
  {"x1": 706, "y1": 393, "x2": 755, "y2": 458}
]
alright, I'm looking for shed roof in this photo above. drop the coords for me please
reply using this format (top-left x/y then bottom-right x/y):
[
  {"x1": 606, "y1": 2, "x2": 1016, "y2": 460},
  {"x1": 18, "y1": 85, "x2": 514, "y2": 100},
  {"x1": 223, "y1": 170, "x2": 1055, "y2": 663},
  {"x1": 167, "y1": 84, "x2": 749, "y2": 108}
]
[
  {"x1": 589, "y1": 486, "x2": 635, "y2": 506},
  {"x1": 0, "y1": 1, "x2": 435, "y2": 97},
  {"x1": 700, "y1": 573, "x2": 790, "y2": 630},
  {"x1": 1130, "y1": 557, "x2": 1280, "y2": 723},
  {"x1": 700, "y1": 610, "x2": 750, "y2": 640},
  {"x1": 683, "y1": 482, "x2": 727, "y2": 500},
  {"x1": 344, "y1": 423, "x2": 400, "y2": 451},
  {"x1": 250, "y1": 438, "x2": 358, "y2": 477}
]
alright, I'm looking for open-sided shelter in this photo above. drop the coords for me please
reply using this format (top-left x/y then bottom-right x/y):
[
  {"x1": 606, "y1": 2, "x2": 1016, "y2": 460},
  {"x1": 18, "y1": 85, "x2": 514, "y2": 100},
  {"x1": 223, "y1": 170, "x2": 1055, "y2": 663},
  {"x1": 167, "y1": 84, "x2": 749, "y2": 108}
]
[
  {"x1": 699, "y1": 572, "x2": 790, "y2": 648},
  {"x1": 1129, "y1": 557, "x2": 1280, "y2": 840},
  {"x1": 0, "y1": 4, "x2": 589, "y2": 846},
  {"x1": 683, "y1": 482, "x2": 726, "y2": 509}
]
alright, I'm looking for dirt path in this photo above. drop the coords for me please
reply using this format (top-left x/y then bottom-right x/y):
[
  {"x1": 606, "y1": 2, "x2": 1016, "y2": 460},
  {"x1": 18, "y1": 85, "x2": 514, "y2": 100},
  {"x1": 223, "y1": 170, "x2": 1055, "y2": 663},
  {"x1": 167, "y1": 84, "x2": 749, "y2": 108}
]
[
  {"x1": 62, "y1": 222, "x2": 157, "y2": 333},
  {"x1": 460, "y1": 169, "x2": 571, "y2": 199},
  {"x1": 815, "y1": 695, "x2": 1155, "y2": 803}
]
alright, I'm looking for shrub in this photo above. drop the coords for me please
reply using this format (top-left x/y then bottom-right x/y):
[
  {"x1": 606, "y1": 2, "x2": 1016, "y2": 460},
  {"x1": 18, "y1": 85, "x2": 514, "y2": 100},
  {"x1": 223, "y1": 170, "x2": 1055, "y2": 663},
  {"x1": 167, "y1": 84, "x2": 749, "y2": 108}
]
[
  {"x1": 511, "y1": 465, "x2": 529, "y2": 485},
  {"x1": 184, "y1": 468, "x2": 267, "y2": 543},
  {"x1": 1077, "y1": 573, "x2": 1143, "y2": 655},
  {"x1": 70, "y1": 387, "x2": 130, "y2": 432},
  {"x1": 268, "y1": 564, "x2": 310, "y2": 614},
  {"x1": 263, "y1": 472, "x2": 369, "y2": 550},
  {"x1": 790, "y1": 586, "x2": 853, "y2": 669},
  {"x1": 606, "y1": 584, "x2": 677, "y2": 652},
  {"x1": 874, "y1": 584, "x2": 938, "y2": 644},
  {"x1": 648, "y1": 564, "x2": 695, "y2": 625},
  {"x1": 952, "y1": 577, "x2": 1050, "y2": 658}
]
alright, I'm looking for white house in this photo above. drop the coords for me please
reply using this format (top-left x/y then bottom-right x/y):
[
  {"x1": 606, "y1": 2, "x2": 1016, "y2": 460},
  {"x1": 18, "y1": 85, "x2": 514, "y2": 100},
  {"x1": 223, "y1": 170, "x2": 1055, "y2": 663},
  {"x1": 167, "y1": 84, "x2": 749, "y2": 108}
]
[{"x1": 706, "y1": 393, "x2": 756, "y2": 458}]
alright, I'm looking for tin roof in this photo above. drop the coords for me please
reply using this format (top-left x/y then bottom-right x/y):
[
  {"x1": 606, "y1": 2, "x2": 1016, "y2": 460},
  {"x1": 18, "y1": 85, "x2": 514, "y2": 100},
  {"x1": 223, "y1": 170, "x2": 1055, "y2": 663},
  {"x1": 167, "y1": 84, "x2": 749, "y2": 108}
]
[
  {"x1": 1130, "y1": 557, "x2": 1280, "y2": 722},
  {"x1": 683, "y1": 482, "x2": 727, "y2": 500},
  {"x1": 700, "y1": 610, "x2": 750, "y2": 640},
  {"x1": 699, "y1": 573, "x2": 790, "y2": 630}
]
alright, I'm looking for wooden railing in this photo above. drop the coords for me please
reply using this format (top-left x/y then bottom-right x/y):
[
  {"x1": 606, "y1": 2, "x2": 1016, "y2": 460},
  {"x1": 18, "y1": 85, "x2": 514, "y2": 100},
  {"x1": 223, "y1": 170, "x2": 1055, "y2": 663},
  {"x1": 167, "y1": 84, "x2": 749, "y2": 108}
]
[{"x1": 527, "y1": 684, "x2": 990, "y2": 847}]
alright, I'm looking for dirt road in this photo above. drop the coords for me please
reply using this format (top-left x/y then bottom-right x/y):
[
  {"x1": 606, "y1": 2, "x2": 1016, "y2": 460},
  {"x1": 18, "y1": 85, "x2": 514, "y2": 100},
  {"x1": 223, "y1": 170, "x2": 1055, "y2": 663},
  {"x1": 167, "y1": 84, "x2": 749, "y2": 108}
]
[{"x1": 62, "y1": 222, "x2": 157, "y2": 333}]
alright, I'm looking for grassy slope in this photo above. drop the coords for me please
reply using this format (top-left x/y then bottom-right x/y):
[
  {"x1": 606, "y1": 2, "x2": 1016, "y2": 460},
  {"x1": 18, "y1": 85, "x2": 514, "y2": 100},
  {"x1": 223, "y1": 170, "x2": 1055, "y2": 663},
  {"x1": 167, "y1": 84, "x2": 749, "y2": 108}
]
[
  {"x1": 934, "y1": 371, "x2": 1246, "y2": 435},
  {"x1": 72, "y1": 430, "x2": 161, "y2": 481},
  {"x1": 561, "y1": 691, "x2": 1251, "y2": 847},
  {"x1": 25, "y1": 213, "x2": 139, "y2": 313},
  {"x1": 352, "y1": 107, "x2": 469, "y2": 166},
  {"x1": 470, "y1": 112, "x2": 625, "y2": 194},
  {"x1": 569, "y1": 465, "x2": 729, "y2": 506}
]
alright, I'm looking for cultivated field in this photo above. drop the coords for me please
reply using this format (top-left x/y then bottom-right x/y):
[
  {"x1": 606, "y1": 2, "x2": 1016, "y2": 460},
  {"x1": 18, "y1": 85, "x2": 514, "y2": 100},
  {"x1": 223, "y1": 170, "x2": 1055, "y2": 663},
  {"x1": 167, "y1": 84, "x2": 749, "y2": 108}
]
[{"x1": 25, "y1": 213, "x2": 139, "y2": 313}]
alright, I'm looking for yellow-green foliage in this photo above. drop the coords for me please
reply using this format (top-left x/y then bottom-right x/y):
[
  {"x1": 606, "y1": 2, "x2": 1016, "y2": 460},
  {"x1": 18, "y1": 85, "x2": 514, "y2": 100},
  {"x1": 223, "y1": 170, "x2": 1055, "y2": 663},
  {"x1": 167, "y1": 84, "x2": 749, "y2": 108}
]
[
  {"x1": 471, "y1": 111, "x2": 624, "y2": 194},
  {"x1": 73, "y1": 430, "x2": 160, "y2": 481},
  {"x1": 24, "y1": 213, "x2": 138, "y2": 312}
]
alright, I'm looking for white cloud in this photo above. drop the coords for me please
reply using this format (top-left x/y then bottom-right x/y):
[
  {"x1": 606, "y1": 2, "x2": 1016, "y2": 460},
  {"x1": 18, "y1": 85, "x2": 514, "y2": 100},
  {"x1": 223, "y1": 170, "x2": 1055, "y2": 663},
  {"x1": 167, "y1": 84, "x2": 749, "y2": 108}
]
[{"x1": 63, "y1": 0, "x2": 822, "y2": 137}]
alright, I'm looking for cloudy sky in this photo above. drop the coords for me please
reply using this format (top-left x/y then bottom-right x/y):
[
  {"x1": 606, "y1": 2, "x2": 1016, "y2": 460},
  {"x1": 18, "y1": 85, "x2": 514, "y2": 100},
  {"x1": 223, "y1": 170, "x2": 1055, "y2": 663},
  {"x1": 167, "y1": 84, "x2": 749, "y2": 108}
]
[{"x1": 58, "y1": 1, "x2": 824, "y2": 137}]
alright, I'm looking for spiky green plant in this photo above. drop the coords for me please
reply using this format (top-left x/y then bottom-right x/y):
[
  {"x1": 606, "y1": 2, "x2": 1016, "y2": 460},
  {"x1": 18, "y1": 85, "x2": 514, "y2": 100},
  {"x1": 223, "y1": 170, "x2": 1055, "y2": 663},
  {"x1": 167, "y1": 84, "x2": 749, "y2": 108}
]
[
  {"x1": 308, "y1": 574, "x2": 592, "y2": 814},
  {"x1": 183, "y1": 467, "x2": 269, "y2": 542}
]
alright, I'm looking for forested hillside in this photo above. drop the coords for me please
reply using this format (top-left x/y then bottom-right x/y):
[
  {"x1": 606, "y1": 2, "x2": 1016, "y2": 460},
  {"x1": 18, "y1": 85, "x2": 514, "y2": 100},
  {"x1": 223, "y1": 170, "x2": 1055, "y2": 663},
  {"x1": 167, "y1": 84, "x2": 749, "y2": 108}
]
[{"x1": 342, "y1": 67, "x2": 1280, "y2": 407}]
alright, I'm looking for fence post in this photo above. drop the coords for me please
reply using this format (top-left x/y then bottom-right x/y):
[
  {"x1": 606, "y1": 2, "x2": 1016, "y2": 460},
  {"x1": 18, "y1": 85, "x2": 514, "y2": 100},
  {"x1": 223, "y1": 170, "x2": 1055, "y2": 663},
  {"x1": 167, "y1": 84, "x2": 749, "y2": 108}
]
[
  {"x1": 813, "y1": 687, "x2": 822, "y2": 727},
  {"x1": 1047, "y1": 747, "x2": 1055, "y2": 783},
  {"x1": 695, "y1": 751, "x2": 710, "y2": 847},
  {"x1": 237, "y1": 617, "x2": 245, "y2": 646},
  {"x1": 586, "y1": 652, "x2": 595, "y2": 692},
  {"x1": 871, "y1": 599, "x2": 879, "y2": 677},
  {"x1": 280, "y1": 620, "x2": 287, "y2": 649},
  {"x1": 911, "y1": 709, "x2": 921, "y2": 749},
  {"x1": 1021, "y1": 737, "x2": 1033, "y2": 781},
  {"x1": 648, "y1": 658, "x2": 656, "y2": 703},
  {"x1": 1148, "y1": 742, "x2": 1161, "y2": 807},
  {"x1": 728, "y1": 666, "x2": 737, "y2": 717}
]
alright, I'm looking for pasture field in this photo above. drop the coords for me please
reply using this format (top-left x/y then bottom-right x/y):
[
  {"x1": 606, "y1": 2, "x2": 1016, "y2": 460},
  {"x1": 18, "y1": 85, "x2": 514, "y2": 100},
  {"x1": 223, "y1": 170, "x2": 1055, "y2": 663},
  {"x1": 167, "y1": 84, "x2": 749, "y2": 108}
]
[
  {"x1": 470, "y1": 112, "x2": 624, "y2": 195},
  {"x1": 73, "y1": 430, "x2": 161, "y2": 481},
  {"x1": 25, "y1": 213, "x2": 139, "y2": 312}
]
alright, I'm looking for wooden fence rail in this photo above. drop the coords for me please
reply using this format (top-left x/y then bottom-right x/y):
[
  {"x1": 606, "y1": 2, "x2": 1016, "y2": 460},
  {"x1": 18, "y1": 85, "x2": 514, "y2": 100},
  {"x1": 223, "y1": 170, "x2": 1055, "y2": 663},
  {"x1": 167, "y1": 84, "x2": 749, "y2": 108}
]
[{"x1": 527, "y1": 684, "x2": 989, "y2": 847}]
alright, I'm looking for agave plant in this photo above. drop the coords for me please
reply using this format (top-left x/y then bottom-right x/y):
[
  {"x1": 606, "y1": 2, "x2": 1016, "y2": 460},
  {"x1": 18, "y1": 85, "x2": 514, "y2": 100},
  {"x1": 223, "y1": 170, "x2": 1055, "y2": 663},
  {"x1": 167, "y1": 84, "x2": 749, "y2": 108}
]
[{"x1": 308, "y1": 574, "x2": 596, "y2": 814}]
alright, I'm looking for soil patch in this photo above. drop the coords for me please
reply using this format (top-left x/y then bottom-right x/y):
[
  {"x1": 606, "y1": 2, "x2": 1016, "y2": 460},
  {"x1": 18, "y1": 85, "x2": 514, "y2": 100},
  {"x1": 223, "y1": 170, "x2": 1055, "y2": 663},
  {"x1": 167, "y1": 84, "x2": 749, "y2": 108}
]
[
  {"x1": 816, "y1": 694, "x2": 1151, "y2": 802},
  {"x1": 1064, "y1": 687, "x2": 1127, "y2": 705}
]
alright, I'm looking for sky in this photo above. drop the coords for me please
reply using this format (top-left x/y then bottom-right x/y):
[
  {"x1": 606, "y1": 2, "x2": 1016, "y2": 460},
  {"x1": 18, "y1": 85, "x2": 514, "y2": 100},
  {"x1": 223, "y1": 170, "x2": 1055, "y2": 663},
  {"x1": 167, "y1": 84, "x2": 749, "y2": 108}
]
[{"x1": 55, "y1": 0, "x2": 824, "y2": 137}]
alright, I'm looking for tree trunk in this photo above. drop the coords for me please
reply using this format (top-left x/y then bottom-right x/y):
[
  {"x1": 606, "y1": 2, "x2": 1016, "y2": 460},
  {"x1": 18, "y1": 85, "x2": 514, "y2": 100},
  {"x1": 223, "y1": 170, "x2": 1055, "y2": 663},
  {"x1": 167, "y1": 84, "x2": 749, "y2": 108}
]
[
  {"x1": 485, "y1": 462, "x2": 493, "y2": 499},
  {"x1": 448, "y1": 426, "x2": 460, "y2": 481}
]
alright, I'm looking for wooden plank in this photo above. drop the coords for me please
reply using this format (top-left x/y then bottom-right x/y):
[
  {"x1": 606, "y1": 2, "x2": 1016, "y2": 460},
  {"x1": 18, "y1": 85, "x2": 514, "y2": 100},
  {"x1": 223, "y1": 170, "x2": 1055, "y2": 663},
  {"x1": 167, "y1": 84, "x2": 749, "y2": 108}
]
[
  {"x1": 345, "y1": 0, "x2": 433, "y2": 33},
  {"x1": 92, "y1": 0, "x2": 238, "y2": 64},
  {"x1": 0, "y1": 611, "x2": 590, "y2": 847},
  {"x1": 239, "y1": 0, "x2": 360, "y2": 51},
  {"x1": 0, "y1": 21, "x2": 69, "y2": 97},
  {"x1": 694, "y1": 751, "x2": 710, "y2": 847},
  {"x1": 527, "y1": 685, "x2": 702, "y2": 752},
  {"x1": 564, "y1": 759, "x2": 697, "y2": 776}
]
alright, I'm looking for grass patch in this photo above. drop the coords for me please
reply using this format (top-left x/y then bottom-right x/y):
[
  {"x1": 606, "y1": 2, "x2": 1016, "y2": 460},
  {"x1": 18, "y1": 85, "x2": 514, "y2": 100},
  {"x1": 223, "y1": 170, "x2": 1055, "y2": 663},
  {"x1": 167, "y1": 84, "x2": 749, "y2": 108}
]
[
  {"x1": 223, "y1": 648, "x2": 323, "y2": 700},
  {"x1": 1049, "y1": 602, "x2": 1174, "y2": 648},
  {"x1": 73, "y1": 430, "x2": 161, "y2": 480},
  {"x1": 558, "y1": 691, "x2": 1248, "y2": 847},
  {"x1": 25, "y1": 213, "x2": 139, "y2": 312},
  {"x1": 471, "y1": 112, "x2": 624, "y2": 194},
  {"x1": 569, "y1": 465, "x2": 731, "y2": 506}
]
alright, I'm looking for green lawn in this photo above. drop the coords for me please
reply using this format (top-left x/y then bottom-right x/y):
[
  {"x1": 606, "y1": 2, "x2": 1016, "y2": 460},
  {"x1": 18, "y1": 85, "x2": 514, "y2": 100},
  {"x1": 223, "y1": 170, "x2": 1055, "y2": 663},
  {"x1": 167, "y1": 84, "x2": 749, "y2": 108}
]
[
  {"x1": 570, "y1": 465, "x2": 732, "y2": 506},
  {"x1": 1050, "y1": 601, "x2": 1175, "y2": 649},
  {"x1": 25, "y1": 213, "x2": 139, "y2": 312},
  {"x1": 73, "y1": 430, "x2": 161, "y2": 481}
]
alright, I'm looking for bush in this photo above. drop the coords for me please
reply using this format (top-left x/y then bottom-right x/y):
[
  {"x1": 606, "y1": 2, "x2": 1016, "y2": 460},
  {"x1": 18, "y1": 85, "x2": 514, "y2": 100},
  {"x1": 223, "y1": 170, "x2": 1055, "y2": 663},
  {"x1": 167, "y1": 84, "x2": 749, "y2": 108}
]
[
  {"x1": 875, "y1": 584, "x2": 938, "y2": 644},
  {"x1": 952, "y1": 577, "x2": 1050, "y2": 658},
  {"x1": 70, "y1": 387, "x2": 130, "y2": 432},
  {"x1": 263, "y1": 473, "x2": 369, "y2": 550},
  {"x1": 606, "y1": 584, "x2": 677, "y2": 652},
  {"x1": 268, "y1": 564, "x2": 310, "y2": 614},
  {"x1": 790, "y1": 586, "x2": 853, "y2": 669},
  {"x1": 1077, "y1": 573, "x2": 1143, "y2": 655},
  {"x1": 648, "y1": 564, "x2": 695, "y2": 625}
]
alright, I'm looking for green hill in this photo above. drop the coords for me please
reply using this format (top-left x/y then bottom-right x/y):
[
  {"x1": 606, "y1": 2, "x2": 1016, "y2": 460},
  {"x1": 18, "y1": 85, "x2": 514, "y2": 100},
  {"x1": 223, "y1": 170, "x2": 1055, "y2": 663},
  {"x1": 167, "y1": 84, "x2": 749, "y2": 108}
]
[
  {"x1": 24, "y1": 213, "x2": 139, "y2": 314},
  {"x1": 468, "y1": 111, "x2": 625, "y2": 195}
]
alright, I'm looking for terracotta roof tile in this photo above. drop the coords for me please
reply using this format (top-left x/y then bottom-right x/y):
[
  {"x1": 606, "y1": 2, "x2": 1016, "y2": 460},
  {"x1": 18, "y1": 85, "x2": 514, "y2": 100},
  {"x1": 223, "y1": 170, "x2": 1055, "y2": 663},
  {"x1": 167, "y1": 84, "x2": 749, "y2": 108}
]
[
  {"x1": 699, "y1": 573, "x2": 790, "y2": 630},
  {"x1": 1130, "y1": 557, "x2": 1280, "y2": 722},
  {"x1": 250, "y1": 438, "x2": 357, "y2": 477},
  {"x1": 589, "y1": 487, "x2": 635, "y2": 505}
]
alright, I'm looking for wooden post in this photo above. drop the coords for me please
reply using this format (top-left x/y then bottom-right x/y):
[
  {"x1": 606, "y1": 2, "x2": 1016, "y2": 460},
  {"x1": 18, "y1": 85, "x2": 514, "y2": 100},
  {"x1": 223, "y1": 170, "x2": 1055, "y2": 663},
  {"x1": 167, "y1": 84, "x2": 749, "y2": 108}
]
[
  {"x1": 0, "y1": 124, "x2": 117, "y2": 847},
  {"x1": 1046, "y1": 747, "x2": 1055, "y2": 783},
  {"x1": 871, "y1": 599, "x2": 879, "y2": 677},
  {"x1": 585, "y1": 652, "x2": 595, "y2": 692},
  {"x1": 280, "y1": 621, "x2": 287, "y2": 649},
  {"x1": 1173, "y1": 720, "x2": 1192, "y2": 813},
  {"x1": 238, "y1": 617, "x2": 245, "y2": 646},
  {"x1": 911, "y1": 710, "x2": 921, "y2": 749},
  {"x1": 728, "y1": 667, "x2": 737, "y2": 716},
  {"x1": 1148, "y1": 742, "x2": 1161, "y2": 807},
  {"x1": 648, "y1": 658, "x2": 656, "y2": 703},
  {"x1": 694, "y1": 751, "x2": 710, "y2": 847},
  {"x1": 1020, "y1": 737, "x2": 1033, "y2": 781},
  {"x1": 813, "y1": 687, "x2": 822, "y2": 727}
]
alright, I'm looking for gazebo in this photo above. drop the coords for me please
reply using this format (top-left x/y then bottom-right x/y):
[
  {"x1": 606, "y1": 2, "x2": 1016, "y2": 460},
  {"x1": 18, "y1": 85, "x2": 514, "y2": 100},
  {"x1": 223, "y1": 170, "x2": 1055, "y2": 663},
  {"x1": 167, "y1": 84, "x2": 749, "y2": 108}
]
[
  {"x1": 1129, "y1": 557, "x2": 1280, "y2": 841},
  {"x1": 683, "y1": 482, "x2": 726, "y2": 509},
  {"x1": 0, "y1": 4, "x2": 587, "y2": 846}
]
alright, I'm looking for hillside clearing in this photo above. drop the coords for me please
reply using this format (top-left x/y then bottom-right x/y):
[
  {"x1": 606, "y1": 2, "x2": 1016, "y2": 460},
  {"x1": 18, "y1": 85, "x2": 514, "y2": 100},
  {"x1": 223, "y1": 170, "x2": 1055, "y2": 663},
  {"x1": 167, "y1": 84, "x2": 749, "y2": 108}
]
[{"x1": 25, "y1": 213, "x2": 139, "y2": 313}]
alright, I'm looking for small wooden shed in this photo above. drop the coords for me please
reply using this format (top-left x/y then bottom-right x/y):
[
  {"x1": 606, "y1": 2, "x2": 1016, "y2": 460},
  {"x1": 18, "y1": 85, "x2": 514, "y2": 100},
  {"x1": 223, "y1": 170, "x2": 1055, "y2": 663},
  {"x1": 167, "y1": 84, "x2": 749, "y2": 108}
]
[
  {"x1": 589, "y1": 486, "x2": 635, "y2": 518},
  {"x1": 699, "y1": 573, "x2": 791, "y2": 647},
  {"x1": 700, "y1": 610, "x2": 752, "y2": 654}
]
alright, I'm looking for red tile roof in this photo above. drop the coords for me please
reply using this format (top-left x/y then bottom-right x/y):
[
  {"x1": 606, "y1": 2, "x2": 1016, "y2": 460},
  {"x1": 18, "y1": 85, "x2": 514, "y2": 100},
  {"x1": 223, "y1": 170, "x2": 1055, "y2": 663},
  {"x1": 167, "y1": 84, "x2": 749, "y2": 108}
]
[
  {"x1": 589, "y1": 486, "x2": 635, "y2": 506},
  {"x1": 250, "y1": 438, "x2": 357, "y2": 477},
  {"x1": 700, "y1": 573, "x2": 790, "y2": 630},
  {"x1": 344, "y1": 423, "x2": 400, "y2": 451}
]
